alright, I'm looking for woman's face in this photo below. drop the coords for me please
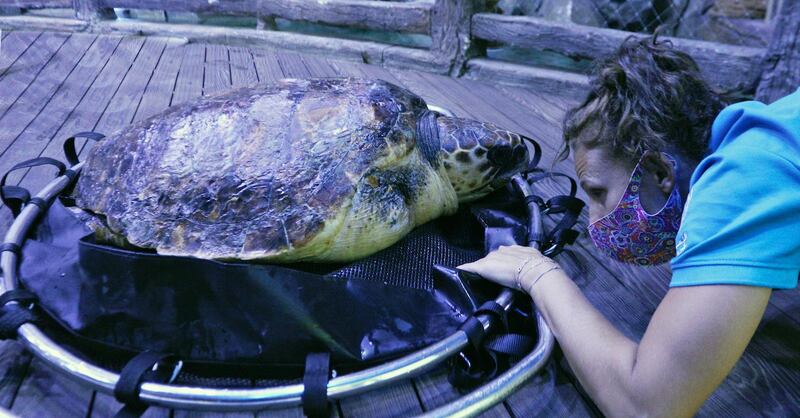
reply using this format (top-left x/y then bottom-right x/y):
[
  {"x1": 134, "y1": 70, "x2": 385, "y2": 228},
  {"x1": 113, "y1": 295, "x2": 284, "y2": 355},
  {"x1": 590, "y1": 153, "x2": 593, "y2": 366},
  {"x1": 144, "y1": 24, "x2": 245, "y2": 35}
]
[{"x1": 573, "y1": 144, "x2": 674, "y2": 224}]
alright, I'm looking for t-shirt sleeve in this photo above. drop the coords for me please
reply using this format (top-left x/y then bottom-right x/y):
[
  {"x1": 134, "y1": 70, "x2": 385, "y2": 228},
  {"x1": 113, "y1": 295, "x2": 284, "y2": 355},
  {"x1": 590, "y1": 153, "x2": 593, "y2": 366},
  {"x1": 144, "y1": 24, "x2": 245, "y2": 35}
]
[{"x1": 670, "y1": 135, "x2": 800, "y2": 289}]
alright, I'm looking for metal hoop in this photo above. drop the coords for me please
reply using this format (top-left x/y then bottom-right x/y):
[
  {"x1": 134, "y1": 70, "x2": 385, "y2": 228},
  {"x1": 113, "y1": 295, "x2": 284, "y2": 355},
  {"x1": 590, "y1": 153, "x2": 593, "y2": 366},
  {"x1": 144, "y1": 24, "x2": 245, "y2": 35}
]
[{"x1": 0, "y1": 164, "x2": 554, "y2": 416}]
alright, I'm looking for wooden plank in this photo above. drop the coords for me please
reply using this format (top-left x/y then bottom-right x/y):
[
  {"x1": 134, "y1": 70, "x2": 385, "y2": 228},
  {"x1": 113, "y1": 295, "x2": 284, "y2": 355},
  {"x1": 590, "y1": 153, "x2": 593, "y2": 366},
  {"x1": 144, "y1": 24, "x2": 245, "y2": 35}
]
[
  {"x1": 229, "y1": 46, "x2": 258, "y2": 87},
  {"x1": 10, "y1": 358, "x2": 92, "y2": 417},
  {"x1": 471, "y1": 14, "x2": 764, "y2": 92},
  {"x1": 73, "y1": 0, "x2": 116, "y2": 21},
  {"x1": 0, "y1": 31, "x2": 40, "y2": 79},
  {"x1": 102, "y1": 0, "x2": 432, "y2": 34},
  {"x1": 0, "y1": 33, "x2": 95, "y2": 160},
  {"x1": 298, "y1": 54, "x2": 340, "y2": 78},
  {"x1": 251, "y1": 49, "x2": 283, "y2": 85},
  {"x1": 0, "y1": 0, "x2": 71, "y2": 9},
  {"x1": 464, "y1": 58, "x2": 589, "y2": 98},
  {"x1": 0, "y1": 34, "x2": 120, "y2": 189},
  {"x1": 11, "y1": 35, "x2": 145, "y2": 195},
  {"x1": 504, "y1": 360, "x2": 595, "y2": 418},
  {"x1": 0, "y1": 15, "x2": 90, "y2": 32},
  {"x1": 0, "y1": 31, "x2": 69, "y2": 122},
  {"x1": 756, "y1": 0, "x2": 800, "y2": 103},
  {"x1": 276, "y1": 52, "x2": 312, "y2": 78},
  {"x1": 93, "y1": 37, "x2": 169, "y2": 136},
  {"x1": 204, "y1": 43, "x2": 232, "y2": 95},
  {"x1": 90, "y1": 392, "x2": 171, "y2": 418},
  {"x1": 430, "y1": 0, "x2": 477, "y2": 76},
  {"x1": 325, "y1": 59, "x2": 370, "y2": 78},
  {"x1": 338, "y1": 381, "x2": 423, "y2": 418},
  {"x1": 93, "y1": 20, "x2": 450, "y2": 74},
  {"x1": 133, "y1": 39, "x2": 185, "y2": 121},
  {"x1": 413, "y1": 368, "x2": 511, "y2": 417},
  {"x1": 171, "y1": 43, "x2": 205, "y2": 105},
  {"x1": 0, "y1": 341, "x2": 32, "y2": 409}
]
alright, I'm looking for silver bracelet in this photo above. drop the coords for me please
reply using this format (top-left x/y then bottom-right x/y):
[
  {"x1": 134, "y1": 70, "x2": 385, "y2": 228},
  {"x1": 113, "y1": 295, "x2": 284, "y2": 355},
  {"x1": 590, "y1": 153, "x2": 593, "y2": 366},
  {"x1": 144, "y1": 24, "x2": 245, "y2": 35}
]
[
  {"x1": 523, "y1": 264, "x2": 562, "y2": 294},
  {"x1": 515, "y1": 257, "x2": 549, "y2": 290}
]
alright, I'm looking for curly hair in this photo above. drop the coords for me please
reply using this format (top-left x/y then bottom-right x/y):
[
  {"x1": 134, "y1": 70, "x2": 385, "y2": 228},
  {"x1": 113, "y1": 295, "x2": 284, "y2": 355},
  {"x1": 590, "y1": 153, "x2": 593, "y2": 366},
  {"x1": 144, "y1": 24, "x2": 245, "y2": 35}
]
[{"x1": 560, "y1": 36, "x2": 727, "y2": 163}]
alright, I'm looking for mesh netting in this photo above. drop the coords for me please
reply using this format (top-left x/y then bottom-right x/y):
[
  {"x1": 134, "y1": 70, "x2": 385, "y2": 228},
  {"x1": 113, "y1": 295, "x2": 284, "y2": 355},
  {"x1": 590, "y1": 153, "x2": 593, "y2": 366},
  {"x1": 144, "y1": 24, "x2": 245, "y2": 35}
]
[
  {"x1": 491, "y1": 0, "x2": 774, "y2": 47},
  {"x1": 291, "y1": 208, "x2": 486, "y2": 290}
]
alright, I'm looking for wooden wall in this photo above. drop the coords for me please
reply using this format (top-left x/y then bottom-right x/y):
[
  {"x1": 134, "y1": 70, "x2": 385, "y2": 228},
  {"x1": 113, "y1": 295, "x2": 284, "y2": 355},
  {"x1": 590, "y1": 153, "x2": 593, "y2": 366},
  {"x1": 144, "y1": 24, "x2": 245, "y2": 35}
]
[{"x1": 0, "y1": 0, "x2": 791, "y2": 97}]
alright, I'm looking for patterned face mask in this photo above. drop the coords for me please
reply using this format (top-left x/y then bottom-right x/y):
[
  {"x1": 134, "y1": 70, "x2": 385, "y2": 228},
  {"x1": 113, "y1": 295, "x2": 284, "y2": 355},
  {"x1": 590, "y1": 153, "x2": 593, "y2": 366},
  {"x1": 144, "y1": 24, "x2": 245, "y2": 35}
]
[{"x1": 587, "y1": 154, "x2": 682, "y2": 266}]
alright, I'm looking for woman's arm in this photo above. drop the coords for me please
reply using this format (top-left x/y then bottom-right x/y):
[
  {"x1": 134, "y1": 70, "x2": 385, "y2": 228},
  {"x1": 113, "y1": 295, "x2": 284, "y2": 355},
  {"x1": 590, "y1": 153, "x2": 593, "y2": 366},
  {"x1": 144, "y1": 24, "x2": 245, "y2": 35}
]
[{"x1": 459, "y1": 246, "x2": 771, "y2": 418}]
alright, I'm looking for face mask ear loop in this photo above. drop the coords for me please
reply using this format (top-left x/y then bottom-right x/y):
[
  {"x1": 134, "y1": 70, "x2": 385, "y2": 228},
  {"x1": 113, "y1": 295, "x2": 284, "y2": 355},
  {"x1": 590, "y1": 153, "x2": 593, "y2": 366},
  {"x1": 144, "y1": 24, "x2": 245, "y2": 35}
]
[{"x1": 587, "y1": 154, "x2": 647, "y2": 229}]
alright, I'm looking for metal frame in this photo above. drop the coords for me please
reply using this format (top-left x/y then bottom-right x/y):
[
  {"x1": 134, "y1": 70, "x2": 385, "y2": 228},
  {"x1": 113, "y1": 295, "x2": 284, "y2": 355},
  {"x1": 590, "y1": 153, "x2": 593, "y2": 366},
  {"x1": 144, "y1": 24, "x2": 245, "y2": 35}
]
[{"x1": 0, "y1": 164, "x2": 555, "y2": 416}]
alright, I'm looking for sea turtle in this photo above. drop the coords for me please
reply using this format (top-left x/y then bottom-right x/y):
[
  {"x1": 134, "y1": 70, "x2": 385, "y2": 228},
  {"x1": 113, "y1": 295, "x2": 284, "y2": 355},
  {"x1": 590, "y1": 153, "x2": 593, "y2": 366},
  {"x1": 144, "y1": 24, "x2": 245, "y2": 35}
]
[{"x1": 73, "y1": 78, "x2": 530, "y2": 263}]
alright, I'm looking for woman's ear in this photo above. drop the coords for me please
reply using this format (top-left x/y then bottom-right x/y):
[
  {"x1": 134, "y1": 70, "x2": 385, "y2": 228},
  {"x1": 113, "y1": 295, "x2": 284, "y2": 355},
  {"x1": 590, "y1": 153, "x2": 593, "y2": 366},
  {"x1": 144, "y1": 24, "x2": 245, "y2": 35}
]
[{"x1": 640, "y1": 151, "x2": 675, "y2": 196}]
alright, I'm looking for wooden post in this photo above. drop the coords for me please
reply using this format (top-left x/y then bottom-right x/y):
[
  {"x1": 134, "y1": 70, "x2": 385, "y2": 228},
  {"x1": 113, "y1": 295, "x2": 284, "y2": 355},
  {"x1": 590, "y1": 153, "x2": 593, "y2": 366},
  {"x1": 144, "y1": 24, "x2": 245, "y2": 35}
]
[
  {"x1": 256, "y1": 15, "x2": 277, "y2": 31},
  {"x1": 756, "y1": 0, "x2": 800, "y2": 103},
  {"x1": 431, "y1": 0, "x2": 484, "y2": 77},
  {"x1": 72, "y1": 0, "x2": 115, "y2": 22}
]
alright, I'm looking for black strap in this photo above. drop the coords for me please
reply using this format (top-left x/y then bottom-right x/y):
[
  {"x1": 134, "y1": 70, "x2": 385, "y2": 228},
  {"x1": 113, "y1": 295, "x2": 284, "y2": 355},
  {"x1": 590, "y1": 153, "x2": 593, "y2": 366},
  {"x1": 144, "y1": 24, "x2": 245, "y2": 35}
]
[
  {"x1": 0, "y1": 304, "x2": 37, "y2": 340},
  {"x1": 520, "y1": 135, "x2": 542, "y2": 172},
  {"x1": 484, "y1": 333, "x2": 535, "y2": 361},
  {"x1": 0, "y1": 157, "x2": 66, "y2": 217},
  {"x1": 0, "y1": 289, "x2": 37, "y2": 307},
  {"x1": 459, "y1": 316, "x2": 485, "y2": 350},
  {"x1": 1, "y1": 243, "x2": 21, "y2": 256},
  {"x1": 114, "y1": 351, "x2": 175, "y2": 418},
  {"x1": 302, "y1": 352, "x2": 331, "y2": 418},
  {"x1": 64, "y1": 132, "x2": 105, "y2": 166}
]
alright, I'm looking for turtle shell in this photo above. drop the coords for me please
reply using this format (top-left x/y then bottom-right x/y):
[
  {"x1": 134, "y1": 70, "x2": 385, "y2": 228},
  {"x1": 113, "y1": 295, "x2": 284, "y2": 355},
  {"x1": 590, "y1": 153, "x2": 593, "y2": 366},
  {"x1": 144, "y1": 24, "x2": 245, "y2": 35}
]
[{"x1": 74, "y1": 78, "x2": 458, "y2": 262}]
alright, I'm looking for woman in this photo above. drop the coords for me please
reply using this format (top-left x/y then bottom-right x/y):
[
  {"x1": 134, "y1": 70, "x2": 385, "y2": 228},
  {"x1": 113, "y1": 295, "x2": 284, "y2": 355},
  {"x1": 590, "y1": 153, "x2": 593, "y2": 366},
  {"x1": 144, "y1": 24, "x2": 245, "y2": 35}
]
[{"x1": 459, "y1": 37, "x2": 800, "y2": 417}]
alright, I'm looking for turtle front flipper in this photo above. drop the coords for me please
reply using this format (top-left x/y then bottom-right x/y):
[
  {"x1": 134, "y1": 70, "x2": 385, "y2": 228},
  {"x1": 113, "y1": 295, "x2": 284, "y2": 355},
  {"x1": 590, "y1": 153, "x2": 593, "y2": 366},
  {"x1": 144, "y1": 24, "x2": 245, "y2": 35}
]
[{"x1": 313, "y1": 149, "x2": 457, "y2": 262}]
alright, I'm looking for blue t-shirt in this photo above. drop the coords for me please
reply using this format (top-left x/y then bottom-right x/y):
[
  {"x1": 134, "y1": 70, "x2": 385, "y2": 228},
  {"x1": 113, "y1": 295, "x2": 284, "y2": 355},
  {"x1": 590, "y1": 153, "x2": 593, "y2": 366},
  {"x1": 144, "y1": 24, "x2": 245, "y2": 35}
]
[{"x1": 670, "y1": 89, "x2": 800, "y2": 289}]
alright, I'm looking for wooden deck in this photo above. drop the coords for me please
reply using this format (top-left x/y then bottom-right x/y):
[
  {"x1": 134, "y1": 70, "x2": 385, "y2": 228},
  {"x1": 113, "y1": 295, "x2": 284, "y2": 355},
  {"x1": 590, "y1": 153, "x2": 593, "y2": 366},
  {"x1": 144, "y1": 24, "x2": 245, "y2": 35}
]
[{"x1": 0, "y1": 30, "x2": 797, "y2": 417}]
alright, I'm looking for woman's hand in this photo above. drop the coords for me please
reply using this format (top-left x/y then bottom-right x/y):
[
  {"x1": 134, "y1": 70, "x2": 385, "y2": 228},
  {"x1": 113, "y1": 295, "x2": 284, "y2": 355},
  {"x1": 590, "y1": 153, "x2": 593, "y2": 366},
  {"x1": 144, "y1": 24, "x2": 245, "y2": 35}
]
[{"x1": 457, "y1": 245, "x2": 561, "y2": 294}]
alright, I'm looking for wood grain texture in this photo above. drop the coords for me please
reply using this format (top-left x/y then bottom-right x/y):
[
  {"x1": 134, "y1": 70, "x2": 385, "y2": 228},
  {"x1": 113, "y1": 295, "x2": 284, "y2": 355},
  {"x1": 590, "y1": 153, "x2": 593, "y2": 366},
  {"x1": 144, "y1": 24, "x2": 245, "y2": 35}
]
[
  {"x1": 756, "y1": 0, "x2": 800, "y2": 103},
  {"x1": 413, "y1": 368, "x2": 512, "y2": 417},
  {"x1": 464, "y1": 58, "x2": 589, "y2": 97},
  {"x1": 0, "y1": 31, "x2": 40, "y2": 77},
  {"x1": 471, "y1": 13, "x2": 764, "y2": 92},
  {"x1": 0, "y1": 0, "x2": 71, "y2": 9},
  {"x1": 10, "y1": 358, "x2": 93, "y2": 417},
  {"x1": 91, "y1": 20, "x2": 450, "y2": 73},
  {"x1": 203, "y1": 43, "x2": 232, "y2": 95},
  {"x1": 101, "y1": 0, "x2": 432, "y2": 34},
  {"x1": 338, "y1": 381, "x2": 423, "y2": 418},
  {"x1": 228, "y1": 46, "x2": 258, "y2": 87},
  {"x1": 0, "y1": 31, "x2": 69, "y2": 123},
  {"x1": 171, "y1": 42, "x2": 205, "y2": 105},
  {"x1": 134, "y1": 38, "x2": 186, "y2": 121},
  {"x1": 0, "y1": 32, "x2": 94, "y2": 169},
  {"x1": 0, "y1": 34, "x2": 120, "y2": 188},
  {"x1": 11, "y1": 35, "x2": 144, "y2": 195},
  {"x1": 0, "y1": 341, "x2": 31, "y2": 409}
]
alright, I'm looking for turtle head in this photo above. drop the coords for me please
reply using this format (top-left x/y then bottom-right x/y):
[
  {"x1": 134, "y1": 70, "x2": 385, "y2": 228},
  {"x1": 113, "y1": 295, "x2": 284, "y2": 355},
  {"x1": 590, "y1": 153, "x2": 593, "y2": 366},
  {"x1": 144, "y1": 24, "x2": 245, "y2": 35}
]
[{"x1": 435, "y1": 116, "x2": 529, "y2": 202}]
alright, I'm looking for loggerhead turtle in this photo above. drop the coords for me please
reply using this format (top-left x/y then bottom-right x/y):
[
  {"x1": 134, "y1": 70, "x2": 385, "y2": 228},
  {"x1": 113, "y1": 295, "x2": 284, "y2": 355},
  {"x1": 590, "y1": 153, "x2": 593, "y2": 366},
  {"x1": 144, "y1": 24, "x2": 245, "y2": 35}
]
[{"x1": 72, "y1": 78, "x2": 530, "y2": 263}]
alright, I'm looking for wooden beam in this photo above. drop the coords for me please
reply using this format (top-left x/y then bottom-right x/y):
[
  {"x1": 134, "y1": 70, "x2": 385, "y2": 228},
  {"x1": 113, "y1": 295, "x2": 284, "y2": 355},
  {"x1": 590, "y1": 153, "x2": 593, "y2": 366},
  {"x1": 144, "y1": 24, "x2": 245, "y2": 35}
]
[
  {"x1": 756, "y1": 0, "x2": 800, "y2": 103},
  {"x1": 430, "y1": 0, "x2": 482, "y2": 76},
  {"x1": 73, "y1": 0, "x2": 115, "y2": 21},
  {"x1": 88, "y1": 19, "x2": 449, "y2": 73},
  {"x1": 463, "y1": 58, "x2": 589, "y2": 99},
  {"x1": 0, "y1": 0, "x2": 71, "y2": 8},
  {"x1": 471, "y1": 13, "x2": 765, "y2": 92},
  {"x1": 100, "y1": 0, "x2": 433, "y2": 34},
  {"x1": 0, "y1": 15, "x2": 89, "y2": 33}
]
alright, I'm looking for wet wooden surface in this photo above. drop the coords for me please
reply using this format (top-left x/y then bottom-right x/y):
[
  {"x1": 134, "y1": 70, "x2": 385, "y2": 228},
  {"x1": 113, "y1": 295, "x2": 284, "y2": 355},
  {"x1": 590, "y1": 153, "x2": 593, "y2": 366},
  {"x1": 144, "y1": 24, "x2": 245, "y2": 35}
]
[{"x1": 0, "y1": 31, "x2": 797, "y2": 417}]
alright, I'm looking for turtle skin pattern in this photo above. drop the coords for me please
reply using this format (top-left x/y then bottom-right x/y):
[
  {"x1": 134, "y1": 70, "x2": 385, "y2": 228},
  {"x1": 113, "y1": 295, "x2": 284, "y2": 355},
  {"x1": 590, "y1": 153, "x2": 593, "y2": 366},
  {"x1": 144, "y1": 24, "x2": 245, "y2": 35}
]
[{"x1": 74, "y1": 78, "x2": 458, "y2": 262}]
